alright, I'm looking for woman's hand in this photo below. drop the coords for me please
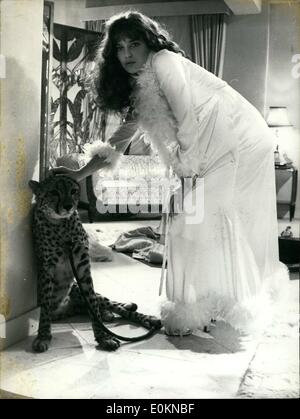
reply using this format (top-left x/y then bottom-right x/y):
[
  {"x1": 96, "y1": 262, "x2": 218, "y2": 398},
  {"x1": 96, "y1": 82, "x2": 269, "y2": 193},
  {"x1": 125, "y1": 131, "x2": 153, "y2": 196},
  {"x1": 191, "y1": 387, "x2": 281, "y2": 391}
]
[
  {"x1": 50, "y1": 166, "x2": 82, "y2": 182},
  {"x1": 50, "y1": 154, "x2": 115, "y2": 183}
]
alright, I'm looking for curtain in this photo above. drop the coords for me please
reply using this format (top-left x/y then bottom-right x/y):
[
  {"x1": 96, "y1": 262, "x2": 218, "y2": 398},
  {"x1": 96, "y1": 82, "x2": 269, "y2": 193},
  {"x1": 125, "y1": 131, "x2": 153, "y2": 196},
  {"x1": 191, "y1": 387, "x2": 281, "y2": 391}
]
[
  {"x1": 86, "y1": 20, "x2": 106, "y2": 33},
  {"x1": 153, "y1": 16, "x2": 193, "y2": 60},
  {"x1": 85, "y1": 20, "x2": 110, "y2": 142},
  {"x1": 190, "y1": 14, "x2": 226, "y2": 77}
]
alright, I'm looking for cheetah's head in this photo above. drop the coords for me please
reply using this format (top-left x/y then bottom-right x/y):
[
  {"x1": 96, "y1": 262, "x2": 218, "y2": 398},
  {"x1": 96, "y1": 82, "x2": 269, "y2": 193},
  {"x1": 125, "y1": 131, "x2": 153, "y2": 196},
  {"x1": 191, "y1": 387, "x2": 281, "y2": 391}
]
[{"x1": 29, "y1": 176, "x2": 80, "y2": 220}]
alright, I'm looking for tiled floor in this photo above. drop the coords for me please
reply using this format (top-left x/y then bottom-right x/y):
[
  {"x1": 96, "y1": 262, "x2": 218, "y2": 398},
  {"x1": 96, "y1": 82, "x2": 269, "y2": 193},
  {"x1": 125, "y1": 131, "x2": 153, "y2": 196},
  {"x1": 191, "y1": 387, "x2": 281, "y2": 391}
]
[{"x1": 0, "y1": 220, "x2": 299, "y2": 399}]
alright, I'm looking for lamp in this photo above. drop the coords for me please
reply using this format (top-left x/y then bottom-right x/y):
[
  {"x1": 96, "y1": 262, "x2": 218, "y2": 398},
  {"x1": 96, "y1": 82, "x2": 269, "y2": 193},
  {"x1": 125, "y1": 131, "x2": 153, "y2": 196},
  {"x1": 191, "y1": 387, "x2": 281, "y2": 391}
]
[
  {"x1": 267, "y1": 106, "x2": 292, "y2": 130},
  {"x1": 266, "y1": 107, "x2": 293, "y2": 166}
]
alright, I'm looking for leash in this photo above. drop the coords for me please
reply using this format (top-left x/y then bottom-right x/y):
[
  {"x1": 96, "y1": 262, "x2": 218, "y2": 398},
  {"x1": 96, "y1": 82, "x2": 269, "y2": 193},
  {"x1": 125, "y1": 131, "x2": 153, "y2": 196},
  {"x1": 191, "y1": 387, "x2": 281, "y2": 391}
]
[
  {"x1": 158, "y1": 211, "x2": 169, "y2": 296},
  {"x1": 158, "y1": 174, "x2": 199, "y2": 296},
  {"x1": 67, "y1": 242, "x2": 161, "y2": 342}
]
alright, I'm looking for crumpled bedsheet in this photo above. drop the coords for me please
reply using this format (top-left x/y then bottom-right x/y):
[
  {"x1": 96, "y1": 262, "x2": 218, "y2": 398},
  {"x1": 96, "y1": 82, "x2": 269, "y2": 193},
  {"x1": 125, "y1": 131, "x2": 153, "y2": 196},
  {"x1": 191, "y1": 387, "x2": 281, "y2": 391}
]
[{"x1": 112, "y1": 226, "x2": 165, "y2": 265}]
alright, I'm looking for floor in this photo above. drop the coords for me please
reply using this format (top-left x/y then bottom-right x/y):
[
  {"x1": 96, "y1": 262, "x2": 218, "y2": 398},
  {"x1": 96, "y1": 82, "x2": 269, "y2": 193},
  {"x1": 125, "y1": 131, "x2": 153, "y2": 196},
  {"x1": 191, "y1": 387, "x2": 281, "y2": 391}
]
[{"x1": 0, "y1": 219, "x2": 299, "y2": 399}]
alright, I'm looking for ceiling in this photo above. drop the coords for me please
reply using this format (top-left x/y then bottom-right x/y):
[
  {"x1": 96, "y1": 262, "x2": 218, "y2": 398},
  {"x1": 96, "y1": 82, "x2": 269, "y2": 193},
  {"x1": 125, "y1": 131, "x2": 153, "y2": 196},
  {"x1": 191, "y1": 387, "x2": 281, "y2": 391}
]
[
  {"x1": 85, "y1": 0, "x2": 262, "y2": 15},
  {"x1": 86, "y1": 0, "x2": 211, "y2": 6}
]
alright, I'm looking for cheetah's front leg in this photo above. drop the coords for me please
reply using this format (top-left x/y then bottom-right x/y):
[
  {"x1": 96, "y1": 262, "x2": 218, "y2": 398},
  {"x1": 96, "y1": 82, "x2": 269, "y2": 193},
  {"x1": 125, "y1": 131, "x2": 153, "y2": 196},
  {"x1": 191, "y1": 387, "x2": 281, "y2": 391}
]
[
  {"x1": 109, "y1": 303, "x2": 162, "y2": 330},
  {"x1": 71, "y1": 246, "x2": 120, "y2": 351},
  {"x1": 32, "y1": 267, "x2": 54, "y2": 353}
]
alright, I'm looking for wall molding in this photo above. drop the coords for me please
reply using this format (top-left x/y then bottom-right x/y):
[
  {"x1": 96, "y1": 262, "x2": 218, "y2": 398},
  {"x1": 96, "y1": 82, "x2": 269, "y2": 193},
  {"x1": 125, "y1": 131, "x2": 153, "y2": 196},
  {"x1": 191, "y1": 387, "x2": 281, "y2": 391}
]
[
  {"x1": 0, "y1": 308, "x2": 40, "y2": 351},
  {"x1": 224, "y1": 0, "x2": 262, "y2": 14},
  {"x1": 81, "y1": 1, "x2": 231, "y2": 21}
]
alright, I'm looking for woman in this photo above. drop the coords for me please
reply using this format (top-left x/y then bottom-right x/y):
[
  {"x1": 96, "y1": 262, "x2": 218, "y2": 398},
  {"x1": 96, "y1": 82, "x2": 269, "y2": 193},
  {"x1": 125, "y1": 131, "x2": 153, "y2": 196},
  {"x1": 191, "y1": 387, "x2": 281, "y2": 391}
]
[{"x1": 54, "y1": 11, "x2": 288, "y2": 336}]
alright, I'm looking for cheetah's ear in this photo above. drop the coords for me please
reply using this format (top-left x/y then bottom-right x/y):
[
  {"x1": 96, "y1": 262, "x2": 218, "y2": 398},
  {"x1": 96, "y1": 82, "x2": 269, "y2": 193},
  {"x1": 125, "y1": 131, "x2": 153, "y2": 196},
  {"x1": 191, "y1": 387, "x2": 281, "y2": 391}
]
[{"x1": 28, "y1": 180, "x2": 40, "y2": 194}]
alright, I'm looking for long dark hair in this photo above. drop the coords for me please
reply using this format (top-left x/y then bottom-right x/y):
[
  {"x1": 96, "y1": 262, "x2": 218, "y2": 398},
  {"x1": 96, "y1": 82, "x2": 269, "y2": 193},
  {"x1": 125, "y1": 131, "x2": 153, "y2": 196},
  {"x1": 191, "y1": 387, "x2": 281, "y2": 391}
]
[{"x1": 87, "y1": 11, "x2": 185, "y2": 114}]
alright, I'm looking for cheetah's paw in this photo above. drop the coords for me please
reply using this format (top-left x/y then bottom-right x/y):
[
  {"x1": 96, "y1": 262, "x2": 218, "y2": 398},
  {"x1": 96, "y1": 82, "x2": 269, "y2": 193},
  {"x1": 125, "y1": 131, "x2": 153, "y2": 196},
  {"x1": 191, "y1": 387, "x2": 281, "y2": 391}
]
[
  {"x1": 32, "y1": 336, "x2": 52, "y2": 353},
  {"x1": 143, "y1": 316, "x2": 162, "y2": 330},
  {"x1": 101, "y1": 310, "x2": 116, "y2": 322},
  {"x1": 96, "y1": 336, "x2": 120, "y2": 351},
  {"x1": 122, "y1": 302, "x2": 138, "y2": 312}
]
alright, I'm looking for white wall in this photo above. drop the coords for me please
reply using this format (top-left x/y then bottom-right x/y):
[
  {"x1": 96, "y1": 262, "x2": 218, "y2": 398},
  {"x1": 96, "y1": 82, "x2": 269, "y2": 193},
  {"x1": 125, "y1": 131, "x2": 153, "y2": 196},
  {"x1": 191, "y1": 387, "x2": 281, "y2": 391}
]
[
  {"x1": 223, "y1": 0, "x2": 300, "y2": 219},
  {"x1": 266, "y1": 3, "x2": 300, "y2": 149},
  {"x1": 0, "y1": 0, "x2": 43, "y2": 348},
  {"x1": 266, "y1": 1, "x2": 300, "y2": 219},
  {"x1": 53, "y1": 0, "x2": 86, "y2": 27},
  {"x1": 222, "y1": 0, "x2": 269, "y2": 114}
]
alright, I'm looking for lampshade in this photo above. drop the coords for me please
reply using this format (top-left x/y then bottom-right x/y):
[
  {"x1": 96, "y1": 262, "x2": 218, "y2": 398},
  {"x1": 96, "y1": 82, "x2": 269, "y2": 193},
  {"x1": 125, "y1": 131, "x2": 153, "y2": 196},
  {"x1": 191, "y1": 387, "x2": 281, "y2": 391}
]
[{"x1": 266, "y1": 107, "x2": 292, "y2": 127}]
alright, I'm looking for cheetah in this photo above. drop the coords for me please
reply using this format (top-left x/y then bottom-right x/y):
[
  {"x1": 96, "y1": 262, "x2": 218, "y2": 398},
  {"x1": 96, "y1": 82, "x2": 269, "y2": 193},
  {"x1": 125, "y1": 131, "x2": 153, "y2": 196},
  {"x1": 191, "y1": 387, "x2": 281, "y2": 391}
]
[{"x1": 29, "y1": 175, "x2": 161, "y2": 352}]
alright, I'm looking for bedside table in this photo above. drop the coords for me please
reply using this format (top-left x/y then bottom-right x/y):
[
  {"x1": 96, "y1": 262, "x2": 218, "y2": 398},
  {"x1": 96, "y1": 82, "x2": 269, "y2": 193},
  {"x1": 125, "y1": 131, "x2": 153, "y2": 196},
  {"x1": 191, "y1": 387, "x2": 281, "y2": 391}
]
[
  {"x1": 278, "y1": 237, "x2": 300, "y2": 272},
  {"x1": 275, "y1": 165, "x2": 298, "y2": 221}
]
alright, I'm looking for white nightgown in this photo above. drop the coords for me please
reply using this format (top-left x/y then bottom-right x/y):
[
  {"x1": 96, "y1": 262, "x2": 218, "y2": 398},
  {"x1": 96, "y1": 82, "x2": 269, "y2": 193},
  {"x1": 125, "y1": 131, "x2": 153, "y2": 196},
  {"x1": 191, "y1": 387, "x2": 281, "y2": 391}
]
[{"x1": 88, "y1": 49, "x2": 289, "y2": 335}]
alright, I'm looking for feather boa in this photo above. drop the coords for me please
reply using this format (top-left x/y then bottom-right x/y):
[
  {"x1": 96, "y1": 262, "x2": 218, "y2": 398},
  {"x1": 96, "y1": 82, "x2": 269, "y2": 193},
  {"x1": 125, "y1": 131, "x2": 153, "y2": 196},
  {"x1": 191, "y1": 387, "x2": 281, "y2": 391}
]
[
  {"x1": 133, "y1": 64, "x2": 196, "y2": 178},
  {"x1": 84, "y1": 62, "x2": 196, "y2": 177},
  {"x1": 83, "y1": 142, "x2": 121, "y2": 174},
  {"x1": 161, "y1": 264, "x2": 290, "y2": 336}
]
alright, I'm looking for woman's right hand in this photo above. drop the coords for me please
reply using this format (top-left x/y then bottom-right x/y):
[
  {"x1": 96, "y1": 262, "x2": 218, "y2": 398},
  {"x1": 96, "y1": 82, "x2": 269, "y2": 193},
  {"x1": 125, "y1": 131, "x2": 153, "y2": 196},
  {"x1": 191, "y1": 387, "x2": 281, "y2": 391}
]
[
  {"x1": 50, "y1": 166, "x2": 82, "y2": 182},
  {"x1": 50, "y1": 154, "x2": 113, "y2": 183}
]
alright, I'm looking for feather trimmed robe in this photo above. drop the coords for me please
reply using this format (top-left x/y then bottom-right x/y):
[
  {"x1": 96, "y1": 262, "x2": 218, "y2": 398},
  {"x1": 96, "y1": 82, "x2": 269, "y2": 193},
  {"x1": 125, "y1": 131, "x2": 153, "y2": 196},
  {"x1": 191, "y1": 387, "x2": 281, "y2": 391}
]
[{"x1": 89, "y1": 49, "x2": 289, "y2": 335}]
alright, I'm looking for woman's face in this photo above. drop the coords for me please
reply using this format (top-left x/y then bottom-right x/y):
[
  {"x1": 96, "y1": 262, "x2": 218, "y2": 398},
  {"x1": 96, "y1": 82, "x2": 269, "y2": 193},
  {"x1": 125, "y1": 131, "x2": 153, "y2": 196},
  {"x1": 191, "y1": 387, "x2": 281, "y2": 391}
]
[{"x1": 116, "y1": 37, "x2": 150, "y2": 75}]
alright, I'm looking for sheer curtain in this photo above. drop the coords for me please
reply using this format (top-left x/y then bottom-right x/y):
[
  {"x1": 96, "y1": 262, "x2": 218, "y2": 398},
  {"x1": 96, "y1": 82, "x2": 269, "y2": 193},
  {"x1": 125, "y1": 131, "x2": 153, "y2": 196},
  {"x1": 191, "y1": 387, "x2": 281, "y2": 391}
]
[
  {"x1": 86, "y1": 20, "x2": 105, "y2": 33},
  {"x1": 85, "y1": 20, "x2": 110, "y2": 142},
  {"x1": 190, "y1": 14, "x2": 226, "y2": 77},
  {"x1": 86, "y1": 16, "x2": 226, "y2": 77}
]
